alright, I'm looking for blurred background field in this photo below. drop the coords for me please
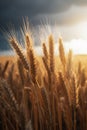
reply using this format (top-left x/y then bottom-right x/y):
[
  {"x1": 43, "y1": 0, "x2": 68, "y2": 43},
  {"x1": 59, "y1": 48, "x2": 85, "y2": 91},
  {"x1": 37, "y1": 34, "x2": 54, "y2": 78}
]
[{"x1": 1, "y1": 54, "x2": 87, "y2": 73}]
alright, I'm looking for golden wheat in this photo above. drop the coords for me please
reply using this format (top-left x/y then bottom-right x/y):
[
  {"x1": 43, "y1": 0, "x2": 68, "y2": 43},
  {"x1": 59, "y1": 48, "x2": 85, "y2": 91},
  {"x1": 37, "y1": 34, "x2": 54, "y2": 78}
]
[{"x1": 0, "y1": 20, "x2": 87, "y2": 130}]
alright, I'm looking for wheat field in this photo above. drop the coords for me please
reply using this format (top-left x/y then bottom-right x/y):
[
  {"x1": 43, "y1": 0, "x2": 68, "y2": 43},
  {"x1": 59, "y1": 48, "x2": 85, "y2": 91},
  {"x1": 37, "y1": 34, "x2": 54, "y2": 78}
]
[{"x1": 0, "y1": 21, "x2": 87, "y2": 130}]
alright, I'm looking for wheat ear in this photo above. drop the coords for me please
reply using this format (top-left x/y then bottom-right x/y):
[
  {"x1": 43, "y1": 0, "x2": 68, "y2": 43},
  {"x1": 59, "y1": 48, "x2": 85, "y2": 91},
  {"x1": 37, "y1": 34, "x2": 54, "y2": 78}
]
[
  {"x1": 23, "y1": 87, "x2": 32, "y2": 124},
  {"x1": 29, "y1": 49, "x2": 37, "y2": 83},
  {"x1": 25, "y1": 34, "x2": 32, "y2": 50},
  {"x1": 42, "y1": 57, "x2": 51, "y2": 90},
  {"x1": 42, "y1": 42, "x2": 49, "y2": 61},
  {"x1": 0, "y1": 79, "x2": 19, "y2": 112},
  {"x1": 66, "y1": 49, "x2": 72, "y2": 78},
  {"x1": 9, "y1": 37, "x2": 29, "y2": 70},
  {"x1": 41, "y1": 87, "x2": 51, "y2": 127},
  {"x1": 58, "y1": 37, "x2": 66, "y2": 70},
  {"x1": 2, "y1": 60, "x2": 9, "y2": 78},
  {"x1": 25, "y1": 34, "x2": 33, "y2": 61},
  {"x1": 7, "y1": 63, "x2": 14, "y2": 86},
  {"x1": 48, "y1": 34, "x2": 55, "y2": 73},
  {"x1": 17, "y1": 58, "x2": 25, "y2": 86}
]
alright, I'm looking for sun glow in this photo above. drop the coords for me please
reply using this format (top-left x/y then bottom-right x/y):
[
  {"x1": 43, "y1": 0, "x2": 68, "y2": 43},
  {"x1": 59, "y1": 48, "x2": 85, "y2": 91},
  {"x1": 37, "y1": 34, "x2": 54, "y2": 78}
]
[
  {"x1": 64, "y1": 22, "x2": 87, "y2": 54},
  {"x1": 65, "y1": 39, "x2": 87, "y2": 54}
]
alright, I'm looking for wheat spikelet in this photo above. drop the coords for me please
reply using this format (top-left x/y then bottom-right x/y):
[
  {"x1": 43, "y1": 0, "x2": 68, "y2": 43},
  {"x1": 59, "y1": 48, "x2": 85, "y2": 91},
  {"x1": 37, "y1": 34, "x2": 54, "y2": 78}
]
[
  {"x1": 25, "y1": 34, "x2": 33, "y2": 62},
  {"x1": 41, "y1": 87, "x2": 51, "y2": 127},
  {"x1": 9, "y1": 37, "x2": 29, "y2": 70},
  {"x1": 42, "y1": 42, "x2": 49, "y2": 61},
  {"x1": 77, "y1": 61, "x2": 82, "y2": 75},
  {"x1": 76, "y1": 61, "x2": 81, "y2": 87},
  {"x1": 7, "y1": 63, "x2": 14, "y2": 86},
  {"x1": 23, "y1": 87, "x2": 32, "y2": 124},
  {"x1": 0, "y1": 91, "x2": 16, "y2": 113},
  {"x1": 58, "y1": 37, "x2": 66, "y2": 70},
  {"x1": 22, "y1": 17, "x2": 33, "y2": 45},
  {"x1": 1, "y1": 60, "x2": 9, "y2": 78},
  {"x1": 42, "y1": 57, "x2": 51, "y2": 90},
  {"x1": 0, "y1": 92, "x2": 19, "y2": 127},
  {"x1": 25, "y1": 34, "x2": 32, "y2": 50},
  {"x1": 21, "y1": 18, "x2": 33, "y2": 57},
  {"x1": 66, "y1": 49, "x2": 72, "y2": 78},
  {"x1": 29, "y1": 49, "x2": 37, "y2": 83},
  {"x1": 80, "y1": 68, "x2": 86, "y2": 86},
  {"x1": 42, "y1": 57, "x2": 50, "y2": 75},
  {"x1": 17, "y1": 58, "x2": 25, "y2": 86},
  {"x1": 0, "y1": 79, "x2": 19, "y2": 112},
  {"x1": 48, "y1": 34, "x2": 55, "y2": 73}
]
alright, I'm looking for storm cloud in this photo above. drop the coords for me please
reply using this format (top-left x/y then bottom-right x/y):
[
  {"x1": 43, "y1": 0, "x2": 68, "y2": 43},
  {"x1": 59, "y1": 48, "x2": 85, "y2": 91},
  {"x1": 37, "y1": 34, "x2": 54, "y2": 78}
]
[
  {"x1": 0, "y1": 0, "x2": 87, "y2": 51},
  {"x1": 0, "y1": 0, "x2": 87, "y2": 26}
]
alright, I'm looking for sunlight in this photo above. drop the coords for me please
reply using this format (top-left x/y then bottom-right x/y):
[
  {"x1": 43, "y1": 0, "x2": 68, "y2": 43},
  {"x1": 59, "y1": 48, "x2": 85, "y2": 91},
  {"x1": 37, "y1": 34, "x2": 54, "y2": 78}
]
[
  {"x1": 63, "y1": 21, "x2": 87, "y2": 54},
  {"x1": 65, "y1": 39, "x2": 87, "y2": 54}
]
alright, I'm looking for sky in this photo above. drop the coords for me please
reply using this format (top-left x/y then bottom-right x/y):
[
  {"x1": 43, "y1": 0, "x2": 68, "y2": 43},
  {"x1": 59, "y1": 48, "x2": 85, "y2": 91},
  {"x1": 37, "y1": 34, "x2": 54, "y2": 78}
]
[{"x1": 0, "y1": 0, "x2": 87, "y2": 54}]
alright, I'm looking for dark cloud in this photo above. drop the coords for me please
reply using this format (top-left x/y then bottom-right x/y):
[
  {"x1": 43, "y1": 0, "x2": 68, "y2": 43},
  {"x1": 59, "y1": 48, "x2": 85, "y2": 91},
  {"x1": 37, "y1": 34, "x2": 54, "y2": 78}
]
[
  {"x1": 0, "y1": 0, "x2": 87, "y2": 27},
  {"x1": 0, "y1": 0, "x2": 87, "y2": 51}
]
